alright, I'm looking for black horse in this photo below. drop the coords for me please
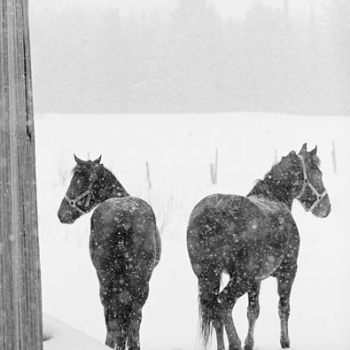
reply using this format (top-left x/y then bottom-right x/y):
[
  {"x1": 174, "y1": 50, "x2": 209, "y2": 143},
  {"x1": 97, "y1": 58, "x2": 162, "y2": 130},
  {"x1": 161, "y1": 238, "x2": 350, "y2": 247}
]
[
  {"x1": 187, "y1": 144, "x2": 331, "y2": 350},
  {"x1": 58, "y1": 156, "x2": 161, "y2": 350}
]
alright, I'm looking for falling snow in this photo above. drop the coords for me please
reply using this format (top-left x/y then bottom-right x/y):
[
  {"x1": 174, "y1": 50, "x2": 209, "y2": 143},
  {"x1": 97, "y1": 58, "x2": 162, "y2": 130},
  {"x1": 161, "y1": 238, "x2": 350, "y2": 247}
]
[{"x1": 37, "y1": 113, "x2": 350, "y2": 350}]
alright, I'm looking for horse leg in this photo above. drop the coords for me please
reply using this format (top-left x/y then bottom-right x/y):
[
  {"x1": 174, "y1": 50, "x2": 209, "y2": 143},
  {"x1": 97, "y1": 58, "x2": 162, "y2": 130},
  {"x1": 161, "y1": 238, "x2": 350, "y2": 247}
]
[
  {"x1": 127, "y1": 308, "x2": 142, "y2": 350},
  {"x1": 100, "y1": 283, "x2": 128, "y2": 349},
  {"x1": 105, "y1": 312, "x2": 128, "y2": 350},
  {"x1": 223, "y1": 309, "x2": 241, "y2": 350},
  {"x1": 115, "y1": 332, "x2": 128, "y2": 350},
  {"x1": 244, "y1": 282, "x2": 261, "y2": 350},
  {"x1": 213, "y1": 319, "x2": 225, "y2": 350},
  {"x1": 97, "y1": 279, "x2": 117, "y2": 348},
  {"x1": 126, "y1": 279, "x2": 150, "y2": 350},
  {"x1": 104, "y1": 317, "x2": 117, "y2": 349},
  {"x1": 198, "y1": 273, "x2": 225, "y2": 350},
  {"x1": 276, "y1": 264, "x2": 297, "y2": 349},
  {"x1": 219, "y1": 274, "x2": 253, "y2": 350},
  {"x1": 219, "y1": 289, "x2": 240, "y2": 350}
]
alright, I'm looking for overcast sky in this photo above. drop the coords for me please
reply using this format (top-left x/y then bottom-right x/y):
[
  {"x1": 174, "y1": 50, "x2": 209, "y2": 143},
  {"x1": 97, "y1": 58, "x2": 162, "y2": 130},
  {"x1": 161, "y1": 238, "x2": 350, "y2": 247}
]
[
  {"x1": 55, "y1": 0, "x2": 329, "y2": 19},
  {"x1": 115, "y1": 0, "x2": 328, "y2": 19}
]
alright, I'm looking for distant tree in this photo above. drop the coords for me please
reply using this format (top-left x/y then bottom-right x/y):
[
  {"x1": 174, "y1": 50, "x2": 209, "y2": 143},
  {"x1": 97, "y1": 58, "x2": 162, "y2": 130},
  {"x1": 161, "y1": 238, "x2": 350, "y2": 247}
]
[
  {"x1": 31, "y1": 2, "x2": 123, "y2": 113},
  {"x1": 31, "y1": 4, "x2": 93, "y2": 112},
  {"x1": 166, "y1": 0, "x2": 226, "y2": 112},
  {"x1": 242, "y1": 2, "x2": 295, "y2": 112},
  {"x1": 298, "y1": 6, "x2": 333, "y2": 114},
  {"x1": 29, "y1": 0, "x2": 349, "y2": 115},
  {"x1": 86, "y1": 6, "x2": 123, "y2": 112},
  {"x1": 323, "y1": 0, "x2": 350, "y2": 114}
]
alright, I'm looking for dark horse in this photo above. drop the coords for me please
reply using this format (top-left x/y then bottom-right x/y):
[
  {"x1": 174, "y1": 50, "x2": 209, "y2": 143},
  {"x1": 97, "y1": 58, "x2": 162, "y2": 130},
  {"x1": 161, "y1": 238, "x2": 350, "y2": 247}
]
[
  {"x1": 187, "y1": 144, "x2": 331, "y2": 350},
  {"x1": 58, "y1": 156, "x2": 161, "y2": 349}
]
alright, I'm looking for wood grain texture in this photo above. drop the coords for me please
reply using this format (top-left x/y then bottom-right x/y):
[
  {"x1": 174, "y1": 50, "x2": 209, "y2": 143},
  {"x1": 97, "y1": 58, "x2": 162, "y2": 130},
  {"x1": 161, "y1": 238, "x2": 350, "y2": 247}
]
[{"x1": 0, "y1": 0, "x2": 43, "y2": 349}]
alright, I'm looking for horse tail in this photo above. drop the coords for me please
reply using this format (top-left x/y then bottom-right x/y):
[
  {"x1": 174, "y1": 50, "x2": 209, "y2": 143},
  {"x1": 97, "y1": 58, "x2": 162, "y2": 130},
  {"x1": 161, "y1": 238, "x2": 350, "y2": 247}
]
[{"x1": 197, "y1": 273, "x2": 221, "y2": 347}]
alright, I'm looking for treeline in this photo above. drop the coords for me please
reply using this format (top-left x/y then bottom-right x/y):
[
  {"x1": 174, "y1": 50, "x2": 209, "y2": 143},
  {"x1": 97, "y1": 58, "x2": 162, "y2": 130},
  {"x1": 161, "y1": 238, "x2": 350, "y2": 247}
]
[{"x1": 30, "y1": 0, "x2": 350, "y2": 115}]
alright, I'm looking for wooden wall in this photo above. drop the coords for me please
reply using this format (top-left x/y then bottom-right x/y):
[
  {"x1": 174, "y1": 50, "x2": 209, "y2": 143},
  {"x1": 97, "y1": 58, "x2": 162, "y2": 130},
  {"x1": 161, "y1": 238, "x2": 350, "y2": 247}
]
[{"x1": 0, "y1": 0, "x2": 43, "y2": 349}]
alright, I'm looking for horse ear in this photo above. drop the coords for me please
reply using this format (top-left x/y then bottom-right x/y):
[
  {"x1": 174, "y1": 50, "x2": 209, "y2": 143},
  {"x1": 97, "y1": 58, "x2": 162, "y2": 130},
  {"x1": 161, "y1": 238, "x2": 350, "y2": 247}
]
[
  {"x1": 74, "y1": 154, "x2": 85, "y2": 166},
  {"x1": 310, "y1": 146, "x2": 318, "y2": 156},
  {"x1": 299, "y1": 143, "x2": 307, "y2": 155},
  {"x1": 94, "y1": 155, "x2": 102, "y2": 164}
]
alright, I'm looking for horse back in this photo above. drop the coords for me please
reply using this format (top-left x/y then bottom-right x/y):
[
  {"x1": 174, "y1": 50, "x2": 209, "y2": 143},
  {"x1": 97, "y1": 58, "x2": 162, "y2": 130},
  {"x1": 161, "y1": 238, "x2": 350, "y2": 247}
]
[
  {"x1": 187, "y1": 193, "x2": 299, "y2": 276},
  {"x1": 90, "y1": 196, "x2": 159, "y2": 281}
]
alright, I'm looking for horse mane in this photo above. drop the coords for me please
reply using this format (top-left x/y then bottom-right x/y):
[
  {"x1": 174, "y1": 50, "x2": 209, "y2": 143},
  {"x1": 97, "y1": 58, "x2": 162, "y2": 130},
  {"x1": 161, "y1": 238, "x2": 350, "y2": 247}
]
[
  {"x1": 72, "y1": 161, "x2": 129, "y2": 198},
  {"x1": 247, "y1": 151, "x2": 300, "y2": 207},
  {"x1": 312, "y1": 154, "x2": 321, "y2": 166}
]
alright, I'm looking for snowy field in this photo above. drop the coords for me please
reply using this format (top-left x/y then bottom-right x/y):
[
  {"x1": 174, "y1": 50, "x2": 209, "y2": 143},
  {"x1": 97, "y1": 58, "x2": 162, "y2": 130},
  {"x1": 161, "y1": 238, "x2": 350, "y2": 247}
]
[{"x1": 36, "y1": 113, "x2": 350, "y2": 350}]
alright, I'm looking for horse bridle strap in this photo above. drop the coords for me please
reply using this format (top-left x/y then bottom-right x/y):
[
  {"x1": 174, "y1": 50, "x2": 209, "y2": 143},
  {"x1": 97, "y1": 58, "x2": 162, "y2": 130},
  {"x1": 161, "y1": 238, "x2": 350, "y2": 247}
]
[
  {"x1": 296, "y1": 154, "x2": 327, "y2": 212},
  {"x1": 64, "y1": 183, "x2": 94, "y2": 215}
]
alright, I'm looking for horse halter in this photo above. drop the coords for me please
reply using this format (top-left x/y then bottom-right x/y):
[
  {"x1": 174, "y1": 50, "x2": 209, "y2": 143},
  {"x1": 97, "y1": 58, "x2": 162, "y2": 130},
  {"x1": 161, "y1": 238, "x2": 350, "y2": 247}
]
[
  {"x1": 295, "y1": 154, "x2": 327, "y2": 212},
  {"x1": 64, "y1": 173, "x2": 97, "y2": 215}
]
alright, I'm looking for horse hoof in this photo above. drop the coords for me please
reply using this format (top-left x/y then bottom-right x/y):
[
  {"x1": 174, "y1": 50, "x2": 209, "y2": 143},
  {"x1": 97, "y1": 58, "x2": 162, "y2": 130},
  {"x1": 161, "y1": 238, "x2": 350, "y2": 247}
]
[
  {"x1": 105, "y1": 339, "x2": 115, "y2": 349},
  {"x1": 229, "y1": 346, "x2": 242, "y2": 350},
  {"x1": 244, "y1": 345, "x2": 253, "y2": 350},
  {"x1": 281, "y1": 341, "x2": 290, "y2": 348}
]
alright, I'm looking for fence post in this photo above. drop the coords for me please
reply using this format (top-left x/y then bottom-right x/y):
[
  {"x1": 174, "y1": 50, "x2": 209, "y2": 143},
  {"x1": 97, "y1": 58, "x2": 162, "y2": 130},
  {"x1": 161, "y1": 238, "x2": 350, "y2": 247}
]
[
  {"x1": 146, "y1": 161, "x2": 152, "y2": 190},
  {"x1": 331, "y1": 140, "x2": 337, "y2": 173},
  {"x1": 0, "y1": 0, "x2": 43, "y2": 349},
  {"x1": 210, "y1": 148, "x2": 218, "y2": 185}
]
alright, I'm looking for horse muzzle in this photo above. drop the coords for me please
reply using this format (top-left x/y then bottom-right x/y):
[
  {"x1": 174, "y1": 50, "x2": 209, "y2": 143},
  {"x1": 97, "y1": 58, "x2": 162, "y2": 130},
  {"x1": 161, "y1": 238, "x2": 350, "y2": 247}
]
[
  {"x1": 311, "y1": 193, "x2": 331, "y2": 218},
  {"x1": 57, "y1": 199, "x2": 81, "y2": 224}
]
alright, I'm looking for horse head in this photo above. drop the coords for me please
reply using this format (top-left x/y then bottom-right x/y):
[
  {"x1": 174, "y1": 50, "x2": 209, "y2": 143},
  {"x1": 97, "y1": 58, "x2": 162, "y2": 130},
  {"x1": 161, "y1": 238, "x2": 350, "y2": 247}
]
[
  {"x1": 295, "y1": 143, "x2": 331, "y2": 218},
  {"x1": 58, "y1": 155, "x2": 103, "y2": 224}
]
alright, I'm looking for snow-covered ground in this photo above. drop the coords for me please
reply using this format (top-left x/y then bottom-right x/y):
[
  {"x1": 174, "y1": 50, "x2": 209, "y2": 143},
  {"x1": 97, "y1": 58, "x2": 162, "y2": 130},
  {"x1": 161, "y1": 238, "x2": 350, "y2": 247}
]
[
  {"x1": 43, "y1": 314, "x2": 109, "y2": 350},
  {"x1": 36, "y1": 113, "x2": 350, "y2": 350}
]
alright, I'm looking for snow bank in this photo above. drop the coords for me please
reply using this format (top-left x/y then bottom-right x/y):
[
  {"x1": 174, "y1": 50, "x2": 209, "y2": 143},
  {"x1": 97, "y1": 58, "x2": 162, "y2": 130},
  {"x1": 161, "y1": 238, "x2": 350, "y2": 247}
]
[{"x1": 44, "y1": 314, "x2": 109, "y2": 350}]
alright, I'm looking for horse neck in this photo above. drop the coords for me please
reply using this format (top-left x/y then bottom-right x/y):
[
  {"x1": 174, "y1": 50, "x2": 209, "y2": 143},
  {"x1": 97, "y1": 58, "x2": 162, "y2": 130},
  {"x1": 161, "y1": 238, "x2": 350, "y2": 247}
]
[
  {"x1": 248, "y1": 161, "x2": 300, "y2": 209},
  {"x1": 99, "y1": 168, "x2": 130, "y2": 201},
  {"x1": 109, "y1": 179, "x2": 130, "y2": 199}
]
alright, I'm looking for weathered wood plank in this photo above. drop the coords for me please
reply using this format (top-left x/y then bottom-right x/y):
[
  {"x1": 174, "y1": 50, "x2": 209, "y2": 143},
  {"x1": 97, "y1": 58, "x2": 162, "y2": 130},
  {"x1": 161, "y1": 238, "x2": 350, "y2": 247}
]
[{"x1": 0, "y1": 0, "x2": 43, "y2": 349}]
